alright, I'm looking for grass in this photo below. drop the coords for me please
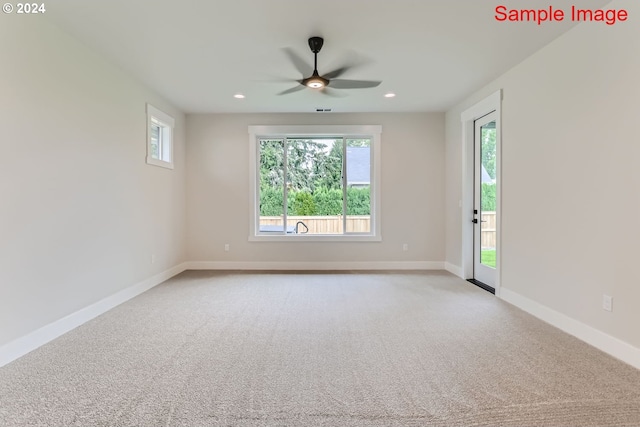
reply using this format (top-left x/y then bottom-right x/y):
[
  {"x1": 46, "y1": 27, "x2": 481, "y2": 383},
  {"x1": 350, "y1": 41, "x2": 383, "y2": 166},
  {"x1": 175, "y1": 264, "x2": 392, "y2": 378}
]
[{"x1": 481, "y1": 249, "x2": 496, "y2": 268}]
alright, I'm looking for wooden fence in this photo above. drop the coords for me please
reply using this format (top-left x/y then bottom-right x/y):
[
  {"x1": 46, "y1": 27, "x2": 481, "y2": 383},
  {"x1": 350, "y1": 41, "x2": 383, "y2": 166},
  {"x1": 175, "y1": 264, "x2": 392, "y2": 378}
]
[
  {"x1": 481, "y1": 212, "x2": 496, "y2": 249},
  {"x1": 260, "y1": 216, "x2": 370, "y2": 234},
  {"x1": 261, "y1": 213, "x2": 496, "y2": 247}
]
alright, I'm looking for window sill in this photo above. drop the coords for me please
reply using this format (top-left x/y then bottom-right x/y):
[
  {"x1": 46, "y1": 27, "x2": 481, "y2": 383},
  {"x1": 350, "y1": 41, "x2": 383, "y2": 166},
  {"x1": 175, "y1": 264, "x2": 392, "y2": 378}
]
[
  {"x1": 146, "y1": 157, "x2": 174, "y2": 169},
  {"x1": 249, "y1": 234, "x2": 382, "y2": 243}
]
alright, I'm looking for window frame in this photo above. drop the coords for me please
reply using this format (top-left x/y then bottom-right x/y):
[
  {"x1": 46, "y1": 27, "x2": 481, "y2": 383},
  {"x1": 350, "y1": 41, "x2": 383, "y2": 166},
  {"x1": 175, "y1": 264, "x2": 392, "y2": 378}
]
[
  {"x1": 248, "y1": 125, "x2": 382, "y2": 242},
  {"x1": 146, "y1": 103, "x2": 174, "y2": 169}
]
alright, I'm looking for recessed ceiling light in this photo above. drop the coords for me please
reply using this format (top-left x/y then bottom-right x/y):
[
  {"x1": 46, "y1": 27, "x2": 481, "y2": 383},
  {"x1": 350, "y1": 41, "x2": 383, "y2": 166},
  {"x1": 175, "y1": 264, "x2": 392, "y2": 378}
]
[
  {"x1": 384, "y1": 93, "x2": 396, "y2": 98},
  {"x1": 234, "y1": 94, "x2": 245, "y2": 99}
]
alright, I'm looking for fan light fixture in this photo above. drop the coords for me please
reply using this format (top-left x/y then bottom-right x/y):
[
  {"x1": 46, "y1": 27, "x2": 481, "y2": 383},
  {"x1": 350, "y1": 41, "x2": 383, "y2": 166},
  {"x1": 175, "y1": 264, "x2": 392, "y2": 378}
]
[
  {"x1": 306, "y1": 79, "x2": 325, "y2": 89},
  {"x1": 303, "y1": 71, "x2": 328, "y2": 89}
]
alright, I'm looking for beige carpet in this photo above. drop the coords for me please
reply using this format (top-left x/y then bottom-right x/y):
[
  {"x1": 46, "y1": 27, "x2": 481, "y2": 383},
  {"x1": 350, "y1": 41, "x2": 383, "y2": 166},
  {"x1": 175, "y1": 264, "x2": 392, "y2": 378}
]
[{"x1": 1, "y1": 271, "x2": 639, "y2": 426}]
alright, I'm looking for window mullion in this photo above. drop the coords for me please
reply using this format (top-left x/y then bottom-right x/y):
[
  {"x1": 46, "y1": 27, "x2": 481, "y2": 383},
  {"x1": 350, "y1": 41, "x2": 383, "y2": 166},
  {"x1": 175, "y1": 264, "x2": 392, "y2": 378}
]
[
  {"x1": 255, "y1": 139, "x2": 260, "y2": 235},
  {"x1": 283, "y1": 138, "x2": 288, "y2": 235},
  {"x1": 158, "y1": 126, "x2": 164, "y2": 161},
  {"x1": 342, "y1": 137, "x2": 347, "y2": 235}
]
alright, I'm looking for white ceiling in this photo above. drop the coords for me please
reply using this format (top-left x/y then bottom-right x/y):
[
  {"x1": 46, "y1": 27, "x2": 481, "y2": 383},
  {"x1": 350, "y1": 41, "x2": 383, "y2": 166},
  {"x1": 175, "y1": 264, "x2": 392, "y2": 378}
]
[{"x1": 46, "y1": 0, "x2": 609, "y2": 113}]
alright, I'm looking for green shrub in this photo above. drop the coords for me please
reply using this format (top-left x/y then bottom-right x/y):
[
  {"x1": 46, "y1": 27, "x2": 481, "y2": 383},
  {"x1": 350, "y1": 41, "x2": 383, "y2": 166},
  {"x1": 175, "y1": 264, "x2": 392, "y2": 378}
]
[
  {"x1": 260, "y1": 186, "x2": 283, "y2": 216},
  {"x1": 313, "y1": 187, "x2": 343, "y2": 215},
  {"x1": 291, "y1": 191, "x2": 316, "y2": 216},
  {"x1": 260, "y1": 185, "x2": 370, "y2": 216},
  {"x1": 347, "y1": 187, "x2": 370, "y2": 215}
]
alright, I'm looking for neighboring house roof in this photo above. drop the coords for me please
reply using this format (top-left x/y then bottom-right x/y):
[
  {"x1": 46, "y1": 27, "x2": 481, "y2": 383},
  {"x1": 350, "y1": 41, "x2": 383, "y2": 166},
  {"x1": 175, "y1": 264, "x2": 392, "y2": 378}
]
[
  {"x1": 346, "y1": 147, "x2": 492, "y2": 186},
  {"x1": 346, "y1": 147, "x2": 370, "y2": 185},
  {"x1": 481, "y1": 165, "x2": 495, "y2": 184}
]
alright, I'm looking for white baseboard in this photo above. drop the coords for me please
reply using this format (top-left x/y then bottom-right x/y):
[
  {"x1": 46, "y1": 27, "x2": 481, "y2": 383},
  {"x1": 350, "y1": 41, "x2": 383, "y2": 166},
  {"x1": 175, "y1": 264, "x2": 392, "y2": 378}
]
[
  {"x1": 187, "y1": 261, "x2": 445, "y2": 271},
  {"x1": 0, "y1": 262, "x2": 188, "y2": 368},
  {"x1": 444, "y1": 262, "x2": 464, "y2": 278},
  {"x1": 500, "y1": 288, "x2": 640, "y2": 370}
]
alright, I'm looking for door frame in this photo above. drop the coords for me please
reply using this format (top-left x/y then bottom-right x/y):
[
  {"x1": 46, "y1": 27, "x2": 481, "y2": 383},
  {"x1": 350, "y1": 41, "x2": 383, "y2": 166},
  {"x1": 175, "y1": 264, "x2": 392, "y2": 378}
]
[{"x1": 461, "y1": 90, "x2": 502, "y2": 296}]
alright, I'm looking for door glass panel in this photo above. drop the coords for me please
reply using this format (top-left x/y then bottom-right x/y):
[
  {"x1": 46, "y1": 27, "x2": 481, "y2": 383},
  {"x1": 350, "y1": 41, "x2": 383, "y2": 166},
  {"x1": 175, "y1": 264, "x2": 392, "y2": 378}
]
[{"x1": 480, "y1": 121, "x2": 496, "y2": 268}]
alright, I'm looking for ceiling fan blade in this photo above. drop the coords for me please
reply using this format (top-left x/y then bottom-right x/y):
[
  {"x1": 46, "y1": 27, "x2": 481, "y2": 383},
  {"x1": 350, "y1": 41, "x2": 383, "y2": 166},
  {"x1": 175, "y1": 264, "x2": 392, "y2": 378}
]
[
  {"x1": 323, "y1": 51, "x2": 375, "y2": 79},
  {"x1": 282, "y1": 47, "x2": 312, "y2": 77},
  {"x1": 323, "y1": 66, "x2": 352, "y2": 80},
  {"x1": 254, "y1": 76, "x2": 300, "y2": 83},
  {"x1": 277, "y1": 85, "x2": 305, "y2": 96},
  {"x1": 320, "y1": 87, "x2": 347, "y2": 98},
  {"x1": 328, "y1": 79, "x2": 382, "y2": 89}
]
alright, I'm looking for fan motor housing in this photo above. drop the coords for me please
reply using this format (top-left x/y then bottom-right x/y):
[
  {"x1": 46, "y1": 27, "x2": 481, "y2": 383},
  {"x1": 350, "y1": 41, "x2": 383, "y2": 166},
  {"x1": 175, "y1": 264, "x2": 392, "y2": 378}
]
[{"x1": 308, "y1": 37, "x2": 324, "y2": 53}]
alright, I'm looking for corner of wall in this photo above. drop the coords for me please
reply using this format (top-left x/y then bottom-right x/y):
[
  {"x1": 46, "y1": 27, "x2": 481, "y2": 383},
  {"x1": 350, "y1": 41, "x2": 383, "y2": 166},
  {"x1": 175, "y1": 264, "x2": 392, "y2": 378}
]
[
  {"x1": 0, "y1": 263, "x2": 188, "y2": 368},
  {"x1": 500, "y1": 288, "x2": 640, "y2": 371}
]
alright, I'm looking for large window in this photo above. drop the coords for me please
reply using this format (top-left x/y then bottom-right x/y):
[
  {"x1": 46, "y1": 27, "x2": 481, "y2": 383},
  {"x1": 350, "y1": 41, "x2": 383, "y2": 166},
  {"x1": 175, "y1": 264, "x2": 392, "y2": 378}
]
[{"x1": 249, "y1": 125, "x2": 381, "y2": 241}]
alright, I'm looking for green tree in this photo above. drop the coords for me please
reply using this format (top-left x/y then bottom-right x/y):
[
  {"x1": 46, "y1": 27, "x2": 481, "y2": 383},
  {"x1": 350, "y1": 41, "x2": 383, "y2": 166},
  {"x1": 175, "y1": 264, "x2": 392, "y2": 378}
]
[
  {"x1": 346, "y1": 138, "x2": 371, "y2": 147},
  {"x1": 259, "y1": 140, "x2": 284, "y2": 188},
  {"x1": 259, "y1": 138, "x2": 371, "y2": 218},
  {"x1": 482, "y1": 128, "x2": 496, "y2": 180},
  {"x1": 286, "y1": 139, "x2": 328, "y2": 192},
  {"x1": 316, "y1": 140, "x2": 343, "y2": 190},
  {"x1": 481, "y1": 183, "x2": 496, "y2": 211}
]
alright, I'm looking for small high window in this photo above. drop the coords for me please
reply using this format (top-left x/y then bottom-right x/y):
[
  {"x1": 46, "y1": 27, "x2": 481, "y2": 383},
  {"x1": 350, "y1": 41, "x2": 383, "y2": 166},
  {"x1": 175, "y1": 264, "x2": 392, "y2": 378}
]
[{"x1": 146, "y1": 104, "x2": 174, "y2": 169}]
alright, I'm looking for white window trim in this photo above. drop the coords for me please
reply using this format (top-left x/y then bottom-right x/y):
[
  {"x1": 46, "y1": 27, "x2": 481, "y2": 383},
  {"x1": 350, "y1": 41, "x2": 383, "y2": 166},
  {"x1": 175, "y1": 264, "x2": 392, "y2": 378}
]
[
  {"x1": 146, "y1": 103, "x2": 175, "y2": 169},
  {"x1": 248, "y1": 125, "x2": 382, "y2": 242}
]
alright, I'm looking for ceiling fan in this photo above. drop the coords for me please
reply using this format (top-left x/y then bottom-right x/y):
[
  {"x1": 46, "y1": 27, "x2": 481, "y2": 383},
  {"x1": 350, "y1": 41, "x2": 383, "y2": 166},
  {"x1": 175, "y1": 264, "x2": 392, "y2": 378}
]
[{"x1": 278, "y1": 37, "x2": 382, "y2": 97}]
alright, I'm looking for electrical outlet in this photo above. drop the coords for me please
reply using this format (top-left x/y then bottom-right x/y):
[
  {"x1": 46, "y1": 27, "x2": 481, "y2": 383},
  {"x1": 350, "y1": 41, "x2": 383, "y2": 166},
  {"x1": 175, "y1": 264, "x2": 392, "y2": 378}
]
[
  {"x1": 151, "y1": 254, "x2": 156, "y2": 264},
  {"x1": 403, "y1": 243, "x2": 408, "y2": 252},
  {"x1": 224, "y1": 244, "x2": 230, "y2": 252},
  {"x1": 602, "y1": 294, "x2": 613, "y2": 312}
]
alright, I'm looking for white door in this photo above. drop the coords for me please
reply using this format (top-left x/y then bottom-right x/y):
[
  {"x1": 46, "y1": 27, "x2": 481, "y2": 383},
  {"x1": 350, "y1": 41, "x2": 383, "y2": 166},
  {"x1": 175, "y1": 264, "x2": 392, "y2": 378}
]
[{"x1": 473, "y1": 112, "x2": 497, "y2": 289}]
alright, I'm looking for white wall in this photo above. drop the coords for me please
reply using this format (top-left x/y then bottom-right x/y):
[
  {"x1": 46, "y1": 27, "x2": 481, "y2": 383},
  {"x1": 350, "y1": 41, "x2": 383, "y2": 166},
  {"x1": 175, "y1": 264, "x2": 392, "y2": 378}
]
[
  {"x1": 0, "y1": 17, "x2": 187, "y2": 348},
  {"x1": 446, "y1": 0, "x2": 640, "y2": 351},
  {"x1": 187, "y1": 113, "x2": 445, "y2": 267}
]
